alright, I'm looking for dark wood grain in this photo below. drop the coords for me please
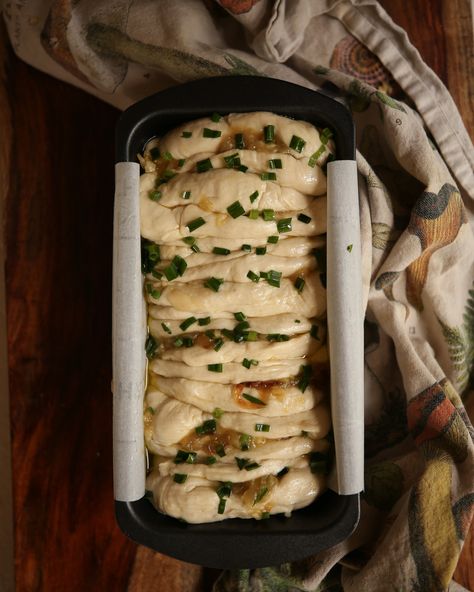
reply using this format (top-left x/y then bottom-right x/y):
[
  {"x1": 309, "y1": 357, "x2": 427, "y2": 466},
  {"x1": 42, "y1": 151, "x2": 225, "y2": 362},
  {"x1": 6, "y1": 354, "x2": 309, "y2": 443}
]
[{"x1": 2, "y1": 1, "x2": 473, "y2": 591}]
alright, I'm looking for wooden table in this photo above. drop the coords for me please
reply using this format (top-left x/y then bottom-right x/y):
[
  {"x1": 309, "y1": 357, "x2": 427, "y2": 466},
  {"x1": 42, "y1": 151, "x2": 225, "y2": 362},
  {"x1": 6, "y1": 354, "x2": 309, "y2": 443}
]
[{"x1": 1, "y1": 2, "x2": 472, "y2": 590}]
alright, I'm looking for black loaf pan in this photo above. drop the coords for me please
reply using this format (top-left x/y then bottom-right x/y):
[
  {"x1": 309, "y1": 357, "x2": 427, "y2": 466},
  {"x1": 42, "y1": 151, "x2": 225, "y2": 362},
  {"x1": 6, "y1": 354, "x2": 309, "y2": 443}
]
[{"x1": 115, "y1": 76, "x2": 360, "y2": 569}]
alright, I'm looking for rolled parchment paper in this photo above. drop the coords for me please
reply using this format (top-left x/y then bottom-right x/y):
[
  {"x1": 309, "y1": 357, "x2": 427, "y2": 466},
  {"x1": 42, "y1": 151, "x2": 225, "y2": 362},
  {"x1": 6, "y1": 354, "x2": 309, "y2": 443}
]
[
  {"x1": 113, "y1": 162, "x2": 147, "y2": 502},
  {"x1": 326, "y1": 160, "x2": 364, "y2": 495}
]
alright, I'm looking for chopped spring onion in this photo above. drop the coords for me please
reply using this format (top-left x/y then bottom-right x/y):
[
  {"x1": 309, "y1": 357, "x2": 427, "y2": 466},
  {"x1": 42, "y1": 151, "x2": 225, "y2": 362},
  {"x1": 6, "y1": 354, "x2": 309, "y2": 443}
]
[
  {"x1": 173, "y1": 474, "x2": 187, "y2": 484},
  {"x1": 145, "y1": 335, "x2": 158, "y2": 359},
  {"x1": 179, "y1": 316, "x2": 197, "y2": 332},
  {"x1": 260, "y1": 172, "x2": 277, "y2": 181},
  {"x1": 247, "y1": 270, "x2": 260, "y2": 283},
  {"x1": 256, "y1": 246, "x2": 267, "y2": 255},
  {"x1": 253, "y1": 486, "x2": 268, "y2": 505},
  {"x1": 241, "y1": 244, "x2": 252, "y2": 252},
  {"x1": 216, "y1": 444, "x2": 226, "y2": 457},
  {"x1": 213, "y1": 338, "x2": 224, "y2": 351},
  {"x1": 238, "y1": 164, "x2": 248, "y2": 173},
  {"x1": 211, "y1": 112, "x2": 222, "y2": 122},
  {"x1": 227, "y1": 200, "x2": 245, "y2": 218},
  {"x1": 163, "y1": 255, "x2": 187, "y2": 281},
  {"x1": 196, "y1": 158, "x2": 213, "y2": 173},
  {"x1": 212, "y1": 246, "x2": 231, "y2": 256},
  {"x1": 195, "y1": 419, "x2": 217, "y2": 435},
  {"x1": 235, "y1": 457, "x2": 249, "y2": 470},
  {"x1": 198, "y1": 316, "x2": 211, "y2": 326},
  {"x1": 255, "y1": 423, "x2": 270, "y2": 432},
  {"x1": 294, "y1": 277, "x2": 305, "y2": 293},
  {"x1": 262, "y1": 209, "x2": 275, "y2": 221},
  {"x1": 347, "y1": 244, "x2": 353, "y2": 252},
  {"x1": 308, "y1": 144, "x2": 326, "y2": 167},
  {"x1": 242, "y1": 358, "x2": 258, "y2": 369},
  {"x1": 267, "y1": 334, "x2": 290, "y2": 342},
  {"x1": 235, "y1": 133, "x2": 245, "y2": 149},
  {"x1": 212, "y1": 407, "x2": 224, "y2": 419},
  {"x1": 217, "y1": 482, "x2": 232, "y2": 498},
  {"x1": 207, "y1": 363, "x2": 223, "y2": 373},
  {"x1": 182, "y1": 337, "x2": 194, "y2": 348},
  {"x1": 182, "y1": 236, "x2": 196, "y2": 246},
  {"x1": 224, "y1": 153, "x2": 240, "y2": 168},
  {"x1": 234, "y1": 320, "x2": 250, "y2": 333},
  {"x1": 289, "y1": 135, "x2": 306, "y2": 153},
  {"x1": 191, "y1": 243, "x2": 200, "y2": 253},
  {"x1": 234, "y1": 312, "x2": 246, "y2": 321},
  {"x1": 320, "y1": 127, "x2": 333, "y2": 143},
  {"x1": 277, "y1": 217, "x2": 292, "y2": 233},
  {"x1": 217, "y1": 498, "x2": 227, "y2": 514},
  {"x1": 149, "y1": 147, "x2": 160, "y2": 160},
  {"x1": 264, "y1": 124, "x2": 275, "y2": 143},
  {"x1": 181, "y1": 131, "x2": 192, "y2": 138},
  {"x1": 249, "y1": 190, "x2": 259, "y2": 203},
  {"x1": 248, "y1": 209, "x2": 259, "y2": 220},
  {"x1": 177, "y1": 159, "x2": 185, "y2": 168},
  {"x1": 163, "y1": 151, "x2": 173, "y2": 160},
  {"x1": 174, "y1": 450, "x2": 197, "y2": 464},
  {"x1": 204, "y1": 277, "x2": 224, "y2": 292},
  {"x1": 268, "y1": 158, "x2": 282, "y2": 169},
  {"x1": 162, "y1": 169, "x2": 177, "y2": 180},
  {"x1": 239, "y1": 434, "x2": 251, "y2": 451},
  {"x1": 161, "y1": 322, "x2": 172, "y2": 334},
  {"x1": 182, "y1": 190, "x2": 191, "y2": 199},
  {"x1": 267, "y1": 235, "x2": 279, "y2": 244},
  {"x1": 245, "y1": 462, "x2": 260, "y2": 471},
  {"x1": 310, "y1": 324, "x2": 320, "y2": 340},
  {"x1": 146, "y1": 284, "x2": 161, "y2": 300},
  {"x1": 186, "y1": 217, "x2": 206, "y2": 232},
  {"x1": 298, "y1": 364, "x2": 312, "y2": 392},
  {"x1": 243, "y1": 331, "x2": 258, "y2": 341},
  {"x1": 297, "y1": 213, "x2": 312, "y2": 224},
  {"x1": 242, "y1": 393, "x2": 266, "y2": 405},
  {"x1": 148, "y1": 190, "x2": 162, "y2": 201},
  {"x1": 173, "y1": 337, "x2": 184, "y2": 348},
  {"x1": 141, "y1": 240, "x2": 160, "y2": 274},
  {"x1": 205, "y1": 456, "x2": 217, "y2": 465},
  {"x1": 266, "y1": 270, "x2": 282, "y2": 288}
]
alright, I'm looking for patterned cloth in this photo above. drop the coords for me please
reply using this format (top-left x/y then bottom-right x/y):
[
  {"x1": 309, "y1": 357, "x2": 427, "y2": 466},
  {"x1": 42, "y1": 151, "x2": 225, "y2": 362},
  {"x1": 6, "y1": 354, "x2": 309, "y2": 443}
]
[{"x1": 5, "y1": 1, "x2": 474, "y2": 590}]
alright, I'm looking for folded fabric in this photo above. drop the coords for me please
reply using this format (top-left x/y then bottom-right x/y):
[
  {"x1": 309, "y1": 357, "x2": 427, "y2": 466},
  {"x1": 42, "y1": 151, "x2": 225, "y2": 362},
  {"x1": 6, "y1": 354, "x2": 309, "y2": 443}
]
[{"x1": 5, "y1": 1, "x2": 473, "y2": 590}]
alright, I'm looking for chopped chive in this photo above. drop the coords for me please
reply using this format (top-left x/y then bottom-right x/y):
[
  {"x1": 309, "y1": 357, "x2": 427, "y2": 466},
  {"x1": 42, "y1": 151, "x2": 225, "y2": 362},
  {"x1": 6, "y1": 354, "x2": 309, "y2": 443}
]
[
  {"x1": 163, "y1": 263, "x2": 178, "y2": 281},
  {"x1": 289, "y1": 135, "x2": 306, "y2": 153},
  {"x1": 236, "y1": 457, "x2": 249, "y2": 470},
  {"x1": 182, "y1": 236, "x2": 196, "y2": 246},
  {"x1": 217, "y1": 498, "x2": 227, "y2": 514},
  {"x1": 268, "y1": 158, "x2": 282, "y2": 169},
  {"x1": 224, "y1": 153, "x2": 240, "y2": 168},
  {"x1": 241, "y1": 244, "x2": 252, "y2": 252},
  {"x1": 249, "y1": 190, "x2": 259, "y2": 203},
  {"x1": 242, "y1": 393, "x2": 266, "y2": 406},
  {"x1": 162, "y1": 169, "x2": 177, "y2": 180},
  {"x1": 205, "y1": 329, "x2": 216, "y2": 339},
  {"x1": 253, "y1": 486, "x2": 268, "y2": 505},
  {"x1": 267, "y1": 334, "x2": 290, "y2": 342},
  {"x1": 243, "y1": 331, "x2": 258, "y2": 341},
  {"x1": 235, "y1": 133, "x2": 245, "y2": 149},
  {"x1": 204, "y1": 277, "x2": 224, "y2": 292},
  {"x1": 216, "y1": 444, "x2": 226, "y2": 457},
  {"x1": 297, "y1": 213, "x2": 312, "y2": 224},
  {"x1": 173, "y1": 255, "x2": 187, "y2": 276},
  {"x1": 195, "y1": 419, "x2": 217, "y2": 435},
  {"x1": 198, "y1": 316, "x2": 211, "y2": 326},
  {"x1": 151, "y1": 269, "x2": 162, "y2": 278},
  {"x1": 211, "y1": 112, "x2": 222, "y2": 122},
  {"x1": 247, "y1": 270, "x2": 260, "y2": 283},
  {"x1": 239, "y1": 434, "x2": 251, "y2": 451},
  {"x1": 248, "y1": 209, "x2": 259, "y2": 220},
  {"x1": 212, "y1": 407, "x2": 224, "y2": 419},
  {"x1": 191, "y1": 243, "x2": 200, "y2": 253},
  {"x1": 262, "y1": 209, "x2": 275, "y2": 221},
  {"x1": 245, "y1": 462, "x2": 260, "y2": 471},
  {"x1": 227, "y1": 200, "x2": 245, "y2": 218},
  {"x1": 298, "y1": 364, "x2": 312, "y2": 392},
  {"x1": 277, "y1": 217, "x2": 292, "y2": 233},
  {"x1": 174, "y1": 450, "x2": 197, "y2": 464},
  {"x1": 264, "y1": 124, "x2": 275, "y2": 143},
  {"x1": 187, "y1": 217, "x2": 206, "y2": 232},
  {"x1": 207, "y1": 363, "x2": 223, "y2": 373},
  {"x1": 205, "y1": 456, "x2": 217, "y2": 465},
  {"x1": 196, "y1": 158, "x2": 213, "y2": 173},
  {"x1": 266, "y1": 270, "x2": 282, "y2": 288},
  {"x1": 181, "y1": 131, "x2": 192, "y2": 138},
  {"x1": 179, "y1": 316, "x2": 197, "y2": 331},
  {"x1": 260, "y1": 172, "x2": 277, "y2": 181},
  {"x1": 161, "y1": 322, "x2": 172, "y2": 334},
  {"x1": 295, "y1": 319, "x2": 301, "y2": 323},
  {"x1": 294, "y1": 277, "x2": 305, "y2": 293},
  {"x1": 173, "y1": 473, "x2": 188, "y2": 484},
  {"x1": 182, "y1": 190, "x2": 191, "y2": 199},
  {"x1": 216, "y1": 482, "x2": 232, "y2": 498},
  {"x1": 234, "y1": 320, "x2": 250, "y2": 333},
  {"x1": 234, "y1": 312, "x2": 246, "y2": 321},
  {"x1": 177, "y1": 159, "x2": 185, "y2": 168},
  {"x1": 256, "y1": 246, "x2": 267, "y2": 255},
  {"x1": 347, "y1": 244, "x2": 353, "y2": 252},
  {"x1": 221, "y1": 328, "x2": 234, "y2": 340},
  {"x1": 182, "y1": 336, "x2": 194, "y2": 347},
  {"x1": 213, "y1": 338, "x2": 224, "y2": 351},
  {"x1": 308, "y1": 144, "x2": 326, "y2": 167},
  {"x1": 145, "y1": 283, "x2": 161, "y2": 299},
  {"x1": 310, "y1": 324, "x2": 320, "y2": 340},
  {"x1": 163, "y1": 151, "x2": 173, "y2": 160},
  {"x1": 202, "y1": 127, "x2": 222, "y2": 138},
  {"x1": 173, "y1": 337, "x2": 184, "y2": 348},
  {"x1": 145, "y1": 335, "x2": 158, "y2": 359},
  {"x1": 212, "y1": 246, "x2": 231, "y2": 256},
  {"x1": 242, "y1": 358, "x2": 258, "y2": 368},
  {"x1": 277, "y1": 466, "x2": 289, "y2": 478},
  {"x1": 320, "y1": 127, "x2": 333, "y2": 143},
  {"x1": 148, "y1": 190, "x2": 162, "y2": 201},
  {"x1": 237, "y1": 165, "x2": 248, "y2": 173},
  {"x1": 149, "y1": 147, "x2": 160, "y2": 160},
  {"x1": 267, "y1": 235, "x2": 279, "y2": 244},
  {"x1": 255, "y1": 423, "x2": 270, "y2": 432}
]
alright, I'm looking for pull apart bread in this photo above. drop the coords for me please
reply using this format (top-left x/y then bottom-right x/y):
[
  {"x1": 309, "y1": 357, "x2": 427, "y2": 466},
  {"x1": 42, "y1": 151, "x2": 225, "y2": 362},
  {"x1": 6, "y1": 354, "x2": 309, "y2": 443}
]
[{"x1": 139, "y1": 112, "x2": 335, "y2": 523}]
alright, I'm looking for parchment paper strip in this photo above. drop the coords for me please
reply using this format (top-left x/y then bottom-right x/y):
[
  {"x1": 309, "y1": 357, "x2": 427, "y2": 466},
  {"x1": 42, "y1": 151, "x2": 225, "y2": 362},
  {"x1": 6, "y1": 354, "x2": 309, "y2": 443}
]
[
  {"x1": 326, "y1": 160, "x2": 364, "y2": 495},
  {"x1": 113, "y1": 162, "x2": 146, "y2": 502}
]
